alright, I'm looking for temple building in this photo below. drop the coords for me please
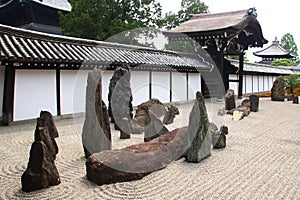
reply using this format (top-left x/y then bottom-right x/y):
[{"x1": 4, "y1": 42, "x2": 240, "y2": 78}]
[
  {"x1": 164, "y1": 8, "x2": 268, "y2": 98},
  {"x1": 0, "y1": 0, "x2": 71, "y2": 34},
  {"x1": 253, "y1": 37, "x2": 297, "y2": 64}
]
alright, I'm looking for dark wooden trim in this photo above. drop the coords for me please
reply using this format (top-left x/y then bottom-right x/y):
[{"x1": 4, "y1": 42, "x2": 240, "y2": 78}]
[
  {"x1": 186, "y1": 72, "x2": 189, "y2": 101},
  {"x1": 2, "y1": 65, "x2": 15, "y2": 125},
  {"x1": 170, "y1": 72, "x2": 172, "y2": 102},
  {"x1": 149, "y1": 71, "x2": 152, "y2": 99},
  {"x1": 56, "y1": 67, "x2": 61, "y2": 116},
  {"x1": 238, "y1": 53, "x2": 244, "y2": 98}
]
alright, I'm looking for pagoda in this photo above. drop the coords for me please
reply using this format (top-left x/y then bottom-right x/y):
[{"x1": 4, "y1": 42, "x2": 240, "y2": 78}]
[
  {"x1": 0, "y1": 0, "x2": 71, "y2": 35},
  {"x1": 253, "y1": 37, "x2": 296, "y2": 64}
]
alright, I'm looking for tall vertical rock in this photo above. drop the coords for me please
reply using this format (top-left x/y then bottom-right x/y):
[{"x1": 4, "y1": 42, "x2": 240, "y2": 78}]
[
  {"x1": 249, "y1": 94, "x2": 259, "y2": 112},
  {"x1": 82, "y1": 68, "x2": 111, "y2": 159},
  {"x1": 271, "y1": 76, "x2": 285, "y2": 101},
  {"x1": 21, "y1": 111, "x2": 60, "y2": 192},
  {"x1": 108, "y1": 64, "x2": 133, "y2": 138},
  {"x1": 185, "y1": 92, "x2": 211, "y2": 163}
]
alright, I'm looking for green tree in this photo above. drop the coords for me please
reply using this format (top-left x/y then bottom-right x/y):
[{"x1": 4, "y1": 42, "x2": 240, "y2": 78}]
[
  {"x1": 270, "y1": 58, "x2": 294, "y2": 66},
  {"x1": 284, "y1": 74, "x2": 300, "y2": 94},
  {"x1": 281, "y1": 33, "x2": 298, "y2": 56},
  {"x1": 59, "y1": 0, "x2": 163, "y2": 40},
  {"x1": 162, "y1": 0, "x2": 209, "y2": 30}
]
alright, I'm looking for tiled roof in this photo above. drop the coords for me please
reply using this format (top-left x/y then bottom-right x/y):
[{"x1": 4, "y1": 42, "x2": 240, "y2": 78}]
[
  {"x1": 253, "y1": 38, "x2": 296, "y2": 58},
  {"x1": 229, "y1": 59, "x2": 300, "y2": 75},
  {"x1": 0, "y1": 24, "x2": 212, "y2": 72},
  {"x1": 32, "y1": 0, "x2": 72, "y2": 11}
]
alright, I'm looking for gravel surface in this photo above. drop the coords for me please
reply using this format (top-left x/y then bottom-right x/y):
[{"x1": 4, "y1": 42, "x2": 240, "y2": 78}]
[{"x1": 0, "y1": 98, "x2": 299, "y2": 199}]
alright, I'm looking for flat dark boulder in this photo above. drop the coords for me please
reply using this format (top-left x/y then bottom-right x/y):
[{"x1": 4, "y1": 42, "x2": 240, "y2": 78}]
[{"x1": 86, "y1": 127, "x2": 189, "y2": 185}]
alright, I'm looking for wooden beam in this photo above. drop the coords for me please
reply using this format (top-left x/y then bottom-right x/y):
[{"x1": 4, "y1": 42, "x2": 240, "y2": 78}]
[
  {"x1": 2, "y1": 65, "x2": 15, "y2": 125},
  {"x1": 56, "y1": 67, "x2": 61, "y2": 116},
  {"x1": 238, "y1": 53, "x2": 244, "y2": 98}
]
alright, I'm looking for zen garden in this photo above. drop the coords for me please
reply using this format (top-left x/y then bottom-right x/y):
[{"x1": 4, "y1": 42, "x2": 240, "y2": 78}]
[{"x1": 0, "y1": 0, "x2": 299, "y2": 199}]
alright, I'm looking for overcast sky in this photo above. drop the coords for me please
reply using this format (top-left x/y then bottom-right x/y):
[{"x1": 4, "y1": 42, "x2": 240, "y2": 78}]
[{"x1": 157, "y1": 0, "x2": 299, "y2": 62}]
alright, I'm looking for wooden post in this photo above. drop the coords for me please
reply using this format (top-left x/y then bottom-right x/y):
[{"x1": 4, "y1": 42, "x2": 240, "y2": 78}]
[
  {"x1": 238, "y1": 53, "x2": 244, "y2": 98},
  {"x1": 2, "y1": 65, "x2": 15, "y2": 125},
  {"x1": 56, "y1": 67, "x2": 61, "y2": 116}
]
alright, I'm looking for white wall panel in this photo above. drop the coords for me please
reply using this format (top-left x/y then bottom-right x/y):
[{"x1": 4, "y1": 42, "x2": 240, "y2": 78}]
[
  {"x1": 258, "y1": 76, "x2": 264, "y2": 92},
  {"x1": 269, "y1": 76, "x2": 274, "y2": 90},
  {"x1": 172, "y1": 72, "x2": 187, "y2": 102},
  {"x1": 102, "y1": 70, "x2": 114, "y2": 106},
  {"x1": 152, "y1": 71, "x2": 170, "y2": 103},
  {"x1": 245, "y1": 75, "x2": 253, "y2": 94},
  {"x1": 252, "y1": 75, "x2": 259, "y2": 93},
  {"x1": 131, "y1": 71, "x2": 150, "y2": 106},
  {"x1": 60, "y1": 70, "x2": 90, "y2": 115},
  {"x1": 229, "y1": 82, "x2": 238, "y2": 95},
  {"x1": 14, "y1": 70, "x2": 56, "y2": 121},
  {"x1": 0, "y1": 66, "x2": 4, "y2": 117},
  {"x1": 188, "y1": 73, "x2": 201, "y2": 100},
  {"x1": 263, "y1": 76, "x2": 269, "y2": 91}
]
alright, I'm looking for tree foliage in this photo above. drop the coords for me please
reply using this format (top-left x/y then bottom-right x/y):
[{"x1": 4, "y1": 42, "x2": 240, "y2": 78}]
[
  {"x1": 284, "y1": 74, "x2": 300, "y2": 94},
  {"x1": 270, "y1": 58, "x2": 294, "y2": 66},
  {"x1": 59, "y1": 0, "x2": 163, "y2": 40},
  {"x1": 281, "y1": 33, "x2": 298, "y2": 56},
  {"x1": 162, "y1": 0, "x2": 209, "y2": 30}
]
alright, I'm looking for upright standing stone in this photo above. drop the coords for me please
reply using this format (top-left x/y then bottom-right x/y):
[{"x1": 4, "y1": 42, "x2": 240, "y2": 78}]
[
  {"x1": 271, "y1": 76, "x2": 285, "y2": 101},
  {"x1": 108, "y1": 64, "x2": 133, "y2": 138},
  {"x1": 21, "y1": 141, "x2": 61, "y2": 192},
  {"x1": 82, "y1": 68, "x2": 111, "y2": 159},
  {"x1": 249, "y1": 95, "x2": 259, "y2": 112},
  {"x1": 108, "y1": 64, "x2": 133, "y2": 124},
  {"x1": 39, "y1": 111, "x2": 59, "y2": 138},
  {"x1": 185, "y1": 92, "x2": 211, "y2": 163},
  {"x1": 225, "y1": 89, "x2": 236, "y2": 110}
]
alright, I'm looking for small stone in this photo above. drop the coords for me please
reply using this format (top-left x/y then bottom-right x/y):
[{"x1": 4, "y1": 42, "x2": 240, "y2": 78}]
[
  {"x1": 232, "y1": 111, "x2": 244, "y2": 121},
  {"x1": 241, "y1": 99, "x2": 251, "y2": 108},
  {"x1": 217, "y1": 107, "x2": 226, "y2": 116},
  {"x1": 249, "y1": 95, "x2": 259, "y2": 112},
  {"x1": 225, "y1": 89, "x2": 236, "y2": 110},
  {"x1": 293, "y1": 96, "x2": 299, "y2": 104},
  {"x1": 163, "y1": 105, "x2": 179, "y2": 125}
]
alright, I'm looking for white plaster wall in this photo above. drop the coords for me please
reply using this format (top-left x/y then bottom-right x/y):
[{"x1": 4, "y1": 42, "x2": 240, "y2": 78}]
[
  {"x1": 245, "y1": 75, "x2": 253, "y2": 94},
  {"x1": 269, "y1": 76, "x2": 274, "y2": 90},
  {"x1": 172, "y1": 72, "x2": 187, "y2": 102},
  {"x1": 102, "y1": 70, "x2": 114, "y2": 106},
  {"x1": 263, "y1": 76, "x2": 269, "y2": 91},
  {"x1": 131, "y1": 71, "x2": 150, "y2": 106},
  {"x1": 253, "y1": 75, "x2": 259, "y2": 93},
  {"x1": 60, "y1": 70, "x2": 90, "y2": 115},
  {"x1": 258, "y1": 76, "x2": 264, "y2": 92},
  {"x1": 243, "y1": 75, "x2": 246, "y2": 94},
  {"x1": 0, "y1": 66, "x2": 4, "y2": 117},
  {"x1": 188, "y1": 73, "x2": 201, "y2": 100},
  {"x1": 229, "y1": 74, "x2": 239, "y2": 95},
  {"x1": 152, "y1": 71, "x2": 170, "y2": 103},
  {"x1": 14, "y1": 70, "x2": 56, "y2": 121}
]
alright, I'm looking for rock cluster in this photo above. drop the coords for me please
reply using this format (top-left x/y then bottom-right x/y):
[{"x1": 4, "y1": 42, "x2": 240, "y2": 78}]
[
  {"x1": 21, "y1": 111, "x2": 60, "y2": 192},
  {"x1": 86, "y1": 92, "x2": 211, "y2": 185}
]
